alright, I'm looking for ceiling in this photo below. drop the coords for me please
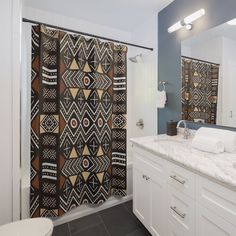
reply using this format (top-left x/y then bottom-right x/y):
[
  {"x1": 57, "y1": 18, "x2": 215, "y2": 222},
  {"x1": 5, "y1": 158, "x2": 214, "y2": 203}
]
[{"x1": 23, "y1": 0, "x2": 174, "y2": 31}]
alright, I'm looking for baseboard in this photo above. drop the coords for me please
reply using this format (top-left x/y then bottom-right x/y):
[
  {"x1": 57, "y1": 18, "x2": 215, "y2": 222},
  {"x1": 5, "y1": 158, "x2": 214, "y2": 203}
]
[{"x1": 53, "y1": 194, "x2": 133, "y2": 226}]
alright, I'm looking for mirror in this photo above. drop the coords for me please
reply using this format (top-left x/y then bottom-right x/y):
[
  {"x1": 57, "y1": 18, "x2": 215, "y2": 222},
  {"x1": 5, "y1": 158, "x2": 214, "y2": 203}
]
[{"x1": 181, "y1": 19, "x2": 236, "y2": 128}]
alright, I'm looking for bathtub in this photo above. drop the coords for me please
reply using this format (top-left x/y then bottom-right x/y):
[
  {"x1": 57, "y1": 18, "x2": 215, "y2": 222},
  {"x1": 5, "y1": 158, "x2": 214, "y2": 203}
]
[{"x1": 21, "y1": 162, "x2": 133, "y2": 226}]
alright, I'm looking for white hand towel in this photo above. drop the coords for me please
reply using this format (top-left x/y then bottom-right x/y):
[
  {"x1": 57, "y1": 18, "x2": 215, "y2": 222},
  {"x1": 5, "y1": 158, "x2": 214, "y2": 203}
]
[
  {"x1": 191, "y1": 135, "x2": 224, "y2": 154},
  {"x1": 157, "y1": 90, "x2": 167, "y2": 108},
  {"x1": 195, "y1": 127, "x2": 236, "y2": 153}
]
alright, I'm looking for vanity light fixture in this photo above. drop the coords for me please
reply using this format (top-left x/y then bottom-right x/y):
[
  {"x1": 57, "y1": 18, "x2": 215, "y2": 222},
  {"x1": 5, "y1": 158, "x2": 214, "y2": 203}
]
[
  {"x1": 168, "y1": 9, "x2": 206, "y2": 33},
  {"x1": 227, "y1": 18, "x2": 236, "y2": 25}
]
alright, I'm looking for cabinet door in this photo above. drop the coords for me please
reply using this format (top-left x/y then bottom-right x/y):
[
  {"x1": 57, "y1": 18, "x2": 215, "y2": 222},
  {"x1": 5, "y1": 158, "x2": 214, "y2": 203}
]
[
  {"x1": 133, "y1": 150, "x2": 167, "y2": 236},
  {"x1": 196, "y1": 204, "x2": 236, "y2": 236},
  {"x1": 149, "y1": 176, "x2": 166, "y2": 236},
  {"x1": 133, "y1": 167, "x2": 150, "y2": 225}
]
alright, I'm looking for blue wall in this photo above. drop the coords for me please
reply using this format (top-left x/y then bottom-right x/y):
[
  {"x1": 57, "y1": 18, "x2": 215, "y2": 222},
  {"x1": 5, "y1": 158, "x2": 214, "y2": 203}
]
[{"x1": 158, "y1": 0, "x2": 236, "y2": 133}]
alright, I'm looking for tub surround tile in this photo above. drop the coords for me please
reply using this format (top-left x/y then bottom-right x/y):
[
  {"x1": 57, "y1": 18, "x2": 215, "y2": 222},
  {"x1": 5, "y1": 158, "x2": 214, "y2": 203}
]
[{"x1": 130, "y1": 134, "x2": 236, "y2": 190}]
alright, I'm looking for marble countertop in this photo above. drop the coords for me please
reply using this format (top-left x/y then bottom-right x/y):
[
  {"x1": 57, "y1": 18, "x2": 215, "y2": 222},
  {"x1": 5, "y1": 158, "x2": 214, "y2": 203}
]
[{"x1": 130, "y1": 134, "x2": 236, "y2": 190}]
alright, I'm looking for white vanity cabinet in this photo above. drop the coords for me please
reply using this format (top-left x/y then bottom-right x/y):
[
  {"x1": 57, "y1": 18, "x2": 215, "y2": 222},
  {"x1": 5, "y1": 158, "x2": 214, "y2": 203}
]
[
  {"x1": 132, "y1": 145, "x2": 236, "y2": 236},
  {"x1": 133, "y1": 148, "x2": 167, "y2": 236}
]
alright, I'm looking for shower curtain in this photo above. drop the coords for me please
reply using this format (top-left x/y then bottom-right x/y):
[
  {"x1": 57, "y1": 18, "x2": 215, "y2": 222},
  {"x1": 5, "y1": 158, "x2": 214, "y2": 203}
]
[
  {"x1": 31, "y1": 25, "x2": 127, "y2": 217},
  {"x1": 181, "y1": 57, "x2": 219, "y2": 124}
]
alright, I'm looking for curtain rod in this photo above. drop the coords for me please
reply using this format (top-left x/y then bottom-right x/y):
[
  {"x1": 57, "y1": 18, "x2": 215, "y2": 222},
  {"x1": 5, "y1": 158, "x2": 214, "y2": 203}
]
[
  {"x1": 22, "y1": 18, "x2": 154, "y2": 51},
  {"x1": 182, "y1": 56, "x2": 220, "y2": 66}
]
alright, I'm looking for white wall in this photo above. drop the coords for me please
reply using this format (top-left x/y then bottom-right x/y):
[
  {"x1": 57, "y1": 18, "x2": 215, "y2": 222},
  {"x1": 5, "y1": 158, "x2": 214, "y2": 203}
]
[
  {"x1": 0, "y1": 0, "x2": 21, "y2": 225},
  {"x1": 181, "y1": 45, "x2": 192, "y2": 57},
  {"x1": 0, "y1": 0, "x2": 13, "y2": 225},
  {"x1": 221, "y1": 37, "x2": 236, "y2": 127},
  {"x1": 182, "y1": 37, "x2": 222, "y2": 64},
  {"x1": 192, "y1": 37, "x2": 222, "y2": 64},
  {"x1": 129, "y1": 13, "x2": 158, "y2": 142},
  {"x1": 23, "y1": 7, "x2": 131, "y2": 42}
]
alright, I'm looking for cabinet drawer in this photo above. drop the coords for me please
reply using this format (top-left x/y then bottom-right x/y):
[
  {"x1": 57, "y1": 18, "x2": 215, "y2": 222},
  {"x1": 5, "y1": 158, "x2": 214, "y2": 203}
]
[
  {"x1": 167, "y1": 161, "x2": 195, "y2": 199},
  {"x1": 196, "y1": 176, "x2": 236, "y2": 226},
  {"x1": 133, "y1": 151, "x2": 165, "y2": 180},
  {"x1": 167, "y1": 186, "x2": 195, "y2": 236}
]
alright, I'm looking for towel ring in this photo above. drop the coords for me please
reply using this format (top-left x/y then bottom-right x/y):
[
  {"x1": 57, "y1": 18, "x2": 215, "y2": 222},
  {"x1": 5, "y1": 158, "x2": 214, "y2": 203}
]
[{"x1": 159, "y1": 81, "x2": 167, "y2": 91}]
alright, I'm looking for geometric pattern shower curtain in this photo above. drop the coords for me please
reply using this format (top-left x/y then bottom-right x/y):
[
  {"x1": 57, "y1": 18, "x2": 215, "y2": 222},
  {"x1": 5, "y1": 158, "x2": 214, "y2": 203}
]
[
  {"x1": 181, "y1": 57, "x2": 219, "y2": 124},
  {"x1": 31, "y1": 25, "x2": 127, "y2": 217}
]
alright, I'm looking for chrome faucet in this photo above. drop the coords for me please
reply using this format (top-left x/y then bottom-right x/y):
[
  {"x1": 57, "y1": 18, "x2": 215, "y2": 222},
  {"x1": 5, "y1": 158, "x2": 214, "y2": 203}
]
[{"x1": 176, "y1": 120, "x2": 190, "y2": 139}]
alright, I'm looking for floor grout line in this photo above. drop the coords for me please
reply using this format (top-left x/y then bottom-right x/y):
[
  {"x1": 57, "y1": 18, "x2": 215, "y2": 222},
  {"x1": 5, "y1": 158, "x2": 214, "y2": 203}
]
[
  {"x1": 122, "y1": 201, "x2": 150, "y2": 235},
  {"x1": 103, "y1": 222, "x2": 112, "y2": 236},
  {"x1": 67, "y1": 222, "x2": 72, "y2": 236},
  {"x1": 97, "y1": 212, "x2": 111, "y2": 236}
]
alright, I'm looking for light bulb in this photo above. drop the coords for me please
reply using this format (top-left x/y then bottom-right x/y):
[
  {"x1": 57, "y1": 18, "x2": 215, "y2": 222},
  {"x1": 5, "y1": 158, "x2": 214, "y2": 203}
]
[
  {"x1": 168, "y1": 21, "x2": 183, "y2": 33},
  {"x1": 167, "y1": 8, "x2": 205, "y2": 34},
  {"x1": 227, "y1": 18, "x2": 236, "y2": 25},
  {"x1": 184, "y1": 9, "x2": 205, "y2": 25}
]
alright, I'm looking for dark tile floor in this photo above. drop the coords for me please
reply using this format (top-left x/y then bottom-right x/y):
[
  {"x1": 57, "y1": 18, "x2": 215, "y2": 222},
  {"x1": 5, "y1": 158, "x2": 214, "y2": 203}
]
[{"x1": 53, "y1": 201, "x2": 151, "y2": 236}]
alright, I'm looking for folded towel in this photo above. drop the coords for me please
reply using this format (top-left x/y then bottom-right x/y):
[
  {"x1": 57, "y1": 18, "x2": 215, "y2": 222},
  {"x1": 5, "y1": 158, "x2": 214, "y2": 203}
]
[
  {"x1": 157, "y1": 90, "x2": 167, "y2": 108},
  {"x1": 195, "y1": 127, "x2": 236, "y2": 153},
  {"x1": 191, "y1": 135, "x2": 224, "y2": 154}
]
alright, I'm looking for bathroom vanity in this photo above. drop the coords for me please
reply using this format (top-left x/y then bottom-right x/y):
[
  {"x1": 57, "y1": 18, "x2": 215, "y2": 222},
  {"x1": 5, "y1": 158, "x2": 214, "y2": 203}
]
[{"x1": 130, "y1": 135, "x2": 236, "y2": 236}]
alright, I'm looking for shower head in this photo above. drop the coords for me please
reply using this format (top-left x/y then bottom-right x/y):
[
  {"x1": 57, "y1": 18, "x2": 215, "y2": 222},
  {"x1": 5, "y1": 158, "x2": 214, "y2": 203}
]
[{"x1": 129, "y1": 54, "x2": 142, "y2": 63}]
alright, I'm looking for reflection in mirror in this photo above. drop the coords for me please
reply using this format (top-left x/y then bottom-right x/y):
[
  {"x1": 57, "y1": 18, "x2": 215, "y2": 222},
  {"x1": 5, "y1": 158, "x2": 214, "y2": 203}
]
[{"x1": 181, "y1": 19, "x2": 236, "y2": 128}]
